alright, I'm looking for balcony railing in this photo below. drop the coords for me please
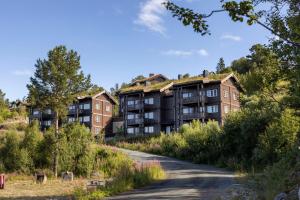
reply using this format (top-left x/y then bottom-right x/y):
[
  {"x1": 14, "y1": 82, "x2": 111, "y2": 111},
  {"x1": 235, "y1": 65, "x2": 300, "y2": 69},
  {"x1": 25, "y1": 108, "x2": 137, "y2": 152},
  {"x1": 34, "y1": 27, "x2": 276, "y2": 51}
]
[
  {"x1": 144, "y1": 118, "x2": 157, "y2": 124},
  {"x1": 182, "y1": 112, "x2": 205, "y2": 120},
  {"x1": 127, "y1": 118, "x2": 143, "y2": 125},
  {"x1": 182, "y1": 95, "x2": 206, "y2": 104},
  {"x1": 127, "y1": 103, "x2": 142, "y2": 111}
]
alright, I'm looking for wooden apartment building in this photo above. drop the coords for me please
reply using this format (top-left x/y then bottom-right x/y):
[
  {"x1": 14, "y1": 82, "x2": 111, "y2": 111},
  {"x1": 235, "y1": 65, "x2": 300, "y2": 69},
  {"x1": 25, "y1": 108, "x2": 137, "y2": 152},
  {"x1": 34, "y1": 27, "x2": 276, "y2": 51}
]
[
  {"x1": 117, "y1": 72, "x2": 242, "y2": 136},
  {"x1": 29, "y1": 90, "x2": 117, "y2": 135}
]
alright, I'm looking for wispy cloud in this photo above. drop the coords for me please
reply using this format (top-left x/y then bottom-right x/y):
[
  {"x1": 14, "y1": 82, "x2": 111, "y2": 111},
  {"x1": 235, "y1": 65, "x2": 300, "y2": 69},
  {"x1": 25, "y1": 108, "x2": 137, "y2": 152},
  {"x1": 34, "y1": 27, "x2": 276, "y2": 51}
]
[
  {"x1": 197, "y1": 49, "x2": 209, "y2": 56},
  {"x1": 220, "y1": 34, "x2": 242, "y2": 41},
  {"x1": 134, "y1": 0, "x2": 166, "y2": 35},
  {"x1": 161, "y1": 50, "x2": 193, "y2": 56},
  {"x1": 161, "y1": 49, "x2": 209, "y2": 57},
  {"x1": 12, "y1": 69, "x2": 32, "y2": 76}
]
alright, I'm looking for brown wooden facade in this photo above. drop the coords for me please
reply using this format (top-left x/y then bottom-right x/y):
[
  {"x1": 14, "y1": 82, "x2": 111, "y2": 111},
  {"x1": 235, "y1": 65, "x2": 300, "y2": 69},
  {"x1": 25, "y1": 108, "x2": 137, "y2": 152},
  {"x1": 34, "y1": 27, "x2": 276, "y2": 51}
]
[
  {"x1": 118, "y1": 73, "x2": 242, "y2": 136},
  {"x1": 29, "y1": 91, "x2": 117, "y2": 135}
]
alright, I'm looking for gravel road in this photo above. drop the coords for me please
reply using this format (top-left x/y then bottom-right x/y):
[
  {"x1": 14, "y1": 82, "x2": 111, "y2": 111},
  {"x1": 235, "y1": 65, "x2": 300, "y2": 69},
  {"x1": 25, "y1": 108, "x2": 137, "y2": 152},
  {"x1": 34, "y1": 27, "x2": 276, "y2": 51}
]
[{"x1": 107, "y1": 148, "x2": 236, "y2": 200}]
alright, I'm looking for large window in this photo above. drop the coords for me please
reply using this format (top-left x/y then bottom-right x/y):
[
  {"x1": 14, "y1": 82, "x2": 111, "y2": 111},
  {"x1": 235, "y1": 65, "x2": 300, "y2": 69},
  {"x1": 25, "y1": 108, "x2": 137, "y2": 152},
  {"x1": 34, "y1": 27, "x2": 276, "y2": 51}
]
[
  {"x1": 224, "y1": 105, "x2": 229, "y2": 114},
  {"x1": 44, "y1": 120, "x2": 51, "y2": 126},
  {"x1": 224, "y1": 90, "x2": 229, "y2": 98},
  {"x1": 80, "y1": 116, "x2": 90, "y2": 122},
  {"x1": 207, "y1": 105, "x2": 218, "y2": 113},
  {"x1": 96, "y1": 115, "x2": 101, "y2": 123},
  {"x1": 79, "y1": 103, "x2": 90, "y2": 110},
  {"x1": 127, "y1": 127, "x2": 139, "y2": 134},
  {"x1": 145, "y1": 126, "x2": 154, "y2": 133},
  {"x1": 199, "y1": 106, "x2": 205, "y2": 112},
  {"x1": 183, "y1": 107, "x2": 194, "y2": 114},
  {"x1": 33, "y1": 110, "x2": 39, "y2": 115},
  {"x1": 145, "y1": 112, "x2": 154, "y2": 119},
  {"x1": 127, "y1": 100, "x2": 134, "y2": 106},
  {"x1": 182, "y1": 92, "x2": 193, "y2": 98},
  {"x1": 206, "y1": 89, "x2": 218, "y2": 97},
  {"x1": 68, "y1": 117, "x2": 76, "y2": 123},
  {"x1": 69, "y1": 105, "x2": 76, "y2": 110},
  {"x1": 128, "y1": 114, "x2": 135, "y2": 119},
  {"x1": 145, "y1": 98, "x2": 154, "y2": 105},
  {"x1": 105, "y1": 105, "x2": 111, "y2": 112},
  {"x1": 233, "y1": 92, "x2": 238, "y2": 100},
  {"x1": 95, "y1": 103, "x2": 100, "y2": 110}
]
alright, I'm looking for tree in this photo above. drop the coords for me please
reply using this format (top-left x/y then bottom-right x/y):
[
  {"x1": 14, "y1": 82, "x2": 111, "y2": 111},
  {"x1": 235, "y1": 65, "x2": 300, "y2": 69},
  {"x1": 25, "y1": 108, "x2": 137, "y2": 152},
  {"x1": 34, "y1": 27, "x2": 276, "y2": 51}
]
[
  {"x1": 27, "y1": 46, "x2": 92, "y2": 177},
  {"x1": 216, "y1": 58, "x2": 225, "y2": 73},
  {"x1": 163, "y1": 0, "x2": 300, "y2": 110}
]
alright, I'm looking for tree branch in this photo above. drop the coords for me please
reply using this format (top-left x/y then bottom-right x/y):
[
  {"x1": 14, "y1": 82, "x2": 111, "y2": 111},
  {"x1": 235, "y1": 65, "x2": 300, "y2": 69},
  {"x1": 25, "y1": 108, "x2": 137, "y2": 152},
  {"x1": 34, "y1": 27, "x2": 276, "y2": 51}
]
[{"x1": 201, "y1": 9, "x2": 226, "y2": 18}]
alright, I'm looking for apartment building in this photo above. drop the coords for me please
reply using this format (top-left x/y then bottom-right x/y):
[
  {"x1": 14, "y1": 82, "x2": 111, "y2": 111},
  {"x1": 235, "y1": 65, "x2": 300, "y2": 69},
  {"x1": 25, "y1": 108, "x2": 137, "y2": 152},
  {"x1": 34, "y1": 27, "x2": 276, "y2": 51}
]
[
  {"x1": 117, "y1": 72, "x2": 242, "y2": 136},
  {"x1": 29, "y1": 90, "x2": 117, "y2": 135},
  {"x1": 118, "y1": 74, "x2": 173, "y2": 136},
  {"x1": 173, "y1": 72, "x2": 242, "y2": 129}
]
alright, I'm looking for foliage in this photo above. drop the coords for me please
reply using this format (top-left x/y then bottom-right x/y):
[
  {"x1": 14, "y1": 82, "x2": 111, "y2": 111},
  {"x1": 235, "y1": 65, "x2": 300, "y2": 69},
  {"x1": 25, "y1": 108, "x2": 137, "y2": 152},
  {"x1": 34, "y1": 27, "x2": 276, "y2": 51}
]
[
  {"x1": 113, "y1": 120, "x2": 222, "y2": 165},
  {"x1": 75, "y1": 146, "x2": 165, "y2": 200},
  {"x1": 27, "y1": 45, "x2": 92, "y2": 176},
  {"x1": 59, "y1": 123, "x2": 94, "y2": 176},
  {"x1": 0, "y1": 89, "x2": 12, "y2": 123},
  {"x1": 216, "y1": 57, "x2": 225, "y2": 74}
]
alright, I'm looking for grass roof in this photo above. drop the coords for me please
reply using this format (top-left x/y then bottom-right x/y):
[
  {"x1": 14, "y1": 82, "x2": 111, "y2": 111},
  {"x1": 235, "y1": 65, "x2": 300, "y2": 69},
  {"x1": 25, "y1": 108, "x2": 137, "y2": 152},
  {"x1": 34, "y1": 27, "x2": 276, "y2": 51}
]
[
  {"x1": 174, "y1": 73, "x2": 231, "y2": 85},
  {"x1": 120, "y1": 80, "x2": 173, "y2": 94}
]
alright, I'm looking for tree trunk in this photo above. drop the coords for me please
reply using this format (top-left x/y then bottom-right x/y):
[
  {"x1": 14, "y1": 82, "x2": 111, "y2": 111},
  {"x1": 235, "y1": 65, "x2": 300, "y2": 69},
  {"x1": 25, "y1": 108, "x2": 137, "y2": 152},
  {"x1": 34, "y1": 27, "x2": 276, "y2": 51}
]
[{"x1": 53, "y1": 112, "x2": 59, "y2": 178}]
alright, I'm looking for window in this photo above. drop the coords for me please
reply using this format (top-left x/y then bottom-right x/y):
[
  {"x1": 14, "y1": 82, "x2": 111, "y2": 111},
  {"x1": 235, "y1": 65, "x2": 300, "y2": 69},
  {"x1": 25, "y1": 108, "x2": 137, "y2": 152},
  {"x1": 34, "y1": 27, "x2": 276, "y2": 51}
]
[
  {"x1": 233, "y1": 93, "x2": 238, "y2": 100},
  {"x1": 128, "y1": 114, "x2": 135, "y2": 120},
  {"x1": 69, "y1": 105, "x2": 75, "y2": 110},
  {"x1": 182, "y1": 92, "x2": 193, "y2": 98},
  {"x1": 145, "y1": 98, "x2": 154, "y2": 105},
  {"x1": 105, "y1": 105, "x2": 111, "y2": 112},
  {"x1": 127, "y1": 128, "x2": 134, "y2": 134},
  {"x1": 207, "y1": 105, "x2": 218, "y2": 113},
  {"x1": 79, "y1": 103, "x2": 90, "y2": 110},
  {"x1": 127, "y1": 100, "x2": 134, "y2": 106},
  {"x1": 68, "y1": 117, "x2": 75, "y2": 123},
  {"x1": 95, "y1": 103, "x2": 100, "y2": 110},
  {"x1": 96, "y1": 115, "x2": 101, "y2": 123},
  {"x1": 95, "y1": 128, "x2": 100, "y2": 135},
  {"x1": 44, "y1": 109, "x2": 52, "y2": 114},
  {"x1": 224, "y1": 90, "x2": 229, "y2": 98},
  {"x1": 224, "y1": 105, "x2": 229, "y2": 114},
  {"x1": 207, "y1": 89, "x2": 218, "y2": 97},
  {"x1": 145, "y1": 126, "x2": 154, "y2": 133},
  {"x1": 199, "y1": 107, "x2": 205, "y2": 112},
  {"x1": 83, "y1": 116, "x2": 90, "y2": 122},
  {"x1": 33, "y1": 110, "x2": 39, "y2": 115},
  {"x1": 44, "y1": 120, "x2": 51, "y2": 126},
  {"x1": 145, "y1": 112, "x2": 154, "y2": 119},
  {"x1": 183, "y1": 107, "x2": 194, "y2": 114}
]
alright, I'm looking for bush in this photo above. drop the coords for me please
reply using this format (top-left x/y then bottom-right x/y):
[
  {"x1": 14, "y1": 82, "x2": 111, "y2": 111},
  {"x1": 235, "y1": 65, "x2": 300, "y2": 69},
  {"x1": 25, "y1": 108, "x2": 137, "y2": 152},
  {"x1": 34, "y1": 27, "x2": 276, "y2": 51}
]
[
  {"x1": 254, "y1": 109, "x2": 300, "y2": 166},
  {"x1": 0, "y1": 130, "x2": 32, "y2": 173}
]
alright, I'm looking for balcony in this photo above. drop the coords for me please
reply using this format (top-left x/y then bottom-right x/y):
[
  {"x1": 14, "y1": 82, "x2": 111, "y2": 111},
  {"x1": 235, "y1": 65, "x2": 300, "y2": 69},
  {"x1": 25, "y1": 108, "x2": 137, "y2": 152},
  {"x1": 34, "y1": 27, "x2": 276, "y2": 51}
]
[
  {"x1": 127, "y1": 118, "x2": 143, "y2": 125},
  {"x1": 182, "y1": 112, "x2": 205, "y2": 121},
  {"x1": 127, "y1": 103, "x2": 142, "y2": 111},
  {"x1": 144, "y1": 118, "x2": 157, "y2": 124},
  {"x1": 182, "y1": 95, "x2": 206, "y2": 104},
  {"x1": 144, "y1": 103, "x2": 158, "y2": 110},
  {"x1": 78, "y1": 109, "x2": 91, "y2": 115},
  {"x1": 68, "y1": 109, "x2": 77, "y2": 115}
]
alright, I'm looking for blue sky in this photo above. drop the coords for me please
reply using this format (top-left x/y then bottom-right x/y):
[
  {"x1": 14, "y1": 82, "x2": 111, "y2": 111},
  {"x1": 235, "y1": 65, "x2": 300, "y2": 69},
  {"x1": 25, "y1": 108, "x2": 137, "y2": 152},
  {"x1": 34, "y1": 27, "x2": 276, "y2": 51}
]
[{"x1": 0, "y1": 0, "x2": 271, "y2": 100}]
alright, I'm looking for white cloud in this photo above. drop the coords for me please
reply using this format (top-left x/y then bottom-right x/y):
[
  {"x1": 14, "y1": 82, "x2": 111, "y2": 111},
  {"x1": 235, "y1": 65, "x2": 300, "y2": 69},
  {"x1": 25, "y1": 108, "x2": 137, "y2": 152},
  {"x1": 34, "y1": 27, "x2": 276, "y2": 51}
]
[
  {"x1": 161, "y1": 50, "x2": 193, "y2": 56},
  {"x1": 197, "y1": 49, "x2": 209, "y2": 56},
  {"x1": 12, "y1": 69, "x2": 32, "y2": 76},
  {"x1": 161, "y1": 49, "x2": 209, "y2": 57},
  {"x1": 220, "y1": 34, "x2": 242, "y2": 41},
  {"x1": 134, "y1": 0, "x2": 166, "y2": 35}
]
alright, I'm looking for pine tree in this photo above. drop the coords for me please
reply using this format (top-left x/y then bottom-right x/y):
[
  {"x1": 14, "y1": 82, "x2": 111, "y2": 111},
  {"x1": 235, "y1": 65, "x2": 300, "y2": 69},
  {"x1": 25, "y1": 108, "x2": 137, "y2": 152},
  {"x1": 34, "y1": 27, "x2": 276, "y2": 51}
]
[
  {"x1": 216, "y1": 57, "x2": 225, "y2": 73},
  {"x1": 27, "y1": 46, "x2": 92, "y2": 177}
]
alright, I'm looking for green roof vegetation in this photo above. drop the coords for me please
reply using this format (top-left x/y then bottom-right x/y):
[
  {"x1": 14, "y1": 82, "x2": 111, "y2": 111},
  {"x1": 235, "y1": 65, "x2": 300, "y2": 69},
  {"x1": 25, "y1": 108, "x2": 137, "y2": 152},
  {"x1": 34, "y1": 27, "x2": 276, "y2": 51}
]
[
  {"x1": 120, "y1": 80, "x2": 173, "y2": 94},
  {"x1": 76, "y1": 86, "x2": 104, "y2": 98},
  {"x1": 174, "y1": 73, "x2": 231, "y2": 85}
]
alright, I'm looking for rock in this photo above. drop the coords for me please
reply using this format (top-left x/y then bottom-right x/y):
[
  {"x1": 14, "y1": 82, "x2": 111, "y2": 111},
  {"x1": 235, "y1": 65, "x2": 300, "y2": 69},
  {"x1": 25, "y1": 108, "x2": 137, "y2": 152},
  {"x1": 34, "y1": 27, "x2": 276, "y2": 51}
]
[
  {"x1": 61, "y1": 171, "x2": 74, "y2": 181},
  {"x1": 274, "y1": 192, "x2": 287, "y2": 200},
  {"x1": 86, "y1": 180, "x2": 106, "y2": 192}
]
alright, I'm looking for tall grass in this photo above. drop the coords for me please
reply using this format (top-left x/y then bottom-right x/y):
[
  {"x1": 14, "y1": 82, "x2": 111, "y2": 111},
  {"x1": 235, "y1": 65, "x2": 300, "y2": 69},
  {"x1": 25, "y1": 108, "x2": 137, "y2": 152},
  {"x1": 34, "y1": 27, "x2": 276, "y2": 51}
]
[{"x1": 75, "y1": 145, "x2": 165, "y2": 200}]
